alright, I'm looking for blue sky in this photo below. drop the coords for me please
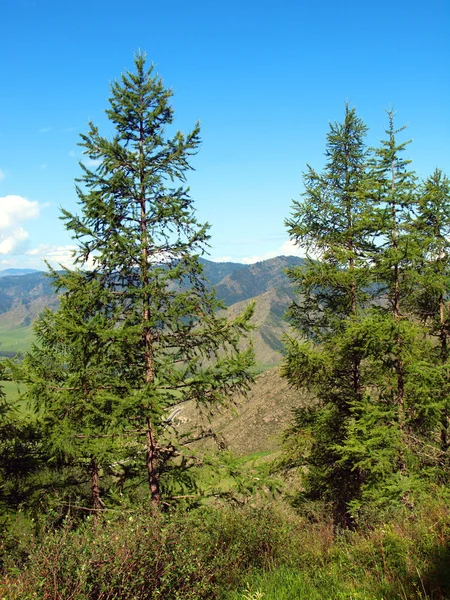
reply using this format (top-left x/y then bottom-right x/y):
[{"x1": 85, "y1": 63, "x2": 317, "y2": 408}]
[{"x1": 0, "y1": 0, "x2": 449, "y2": 269}]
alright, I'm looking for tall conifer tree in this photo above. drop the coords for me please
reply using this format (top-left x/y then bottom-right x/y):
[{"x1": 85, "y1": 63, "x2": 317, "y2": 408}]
[
  {"x1": 333, "y1": 116, "x2": 447, "y2": 511},
  {"x1": 283, "y1": 106, "x2": 372, "y2": 524},
  {"x1": 285, "y1": 104, "x2": 372, "y2": 338},
  {"x1": 412, "y1": 169, "x2": 450, "y2": 358},
  {"x1": 368, "y1": 111, "x2": 418, "y2": 432},
  {"x1": 0, "y1": 363, "x2": 44, "y2": 522},
  {"x1": 23, "y1": 53, "x2": 254, "y2": 511},
  {"x1": 22, "y1": 272, "x2": 132, "y2": 516},
  {"x1": 412, "y1": 169, "x2": 450, "y2": 461},
  {"x1": 282, "y1": 109, "x2": 447, "y2": 521}
]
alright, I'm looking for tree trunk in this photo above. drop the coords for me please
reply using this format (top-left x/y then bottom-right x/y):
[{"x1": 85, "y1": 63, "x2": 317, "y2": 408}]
[
  {"x1": 90, "y1": 458, "x2": 103, "y2": 524},
  {"x1": 390, "y1": 159, "x2": 406, "y2": 428},
  {"x1": 143, "y1": 323, "x2": 161, "y2": 504},
  {"x1": 146, "y1": 416, "x2": 161, "y2": 504},
  {"x1": 440, "y1": 293, "x2": 448, "y2": 361},
  {"x1": 139, "y1": 114, "x2": 161, "y2": 505},
  {"x1": 439, "y1": 292, "x2": 449, "y2": 459}
]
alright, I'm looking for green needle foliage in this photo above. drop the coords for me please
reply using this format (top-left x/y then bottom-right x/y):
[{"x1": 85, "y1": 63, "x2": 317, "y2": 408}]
[
  {"x1": 283, "y1": 108, "x2": 450, "y2": 525},
  {"x1": 286, "y1": 104, "x2": 373, "y2": 337},
  {"x1": 369, "y1": 111, "x2": 418, "y2": 315},
  {"x1": 20, "y1": 52, "x2": 254, "y2": 516},
  {"x1": 411, "y1": 169, "x2": 450, "y2": 474},
  {"x1": 0, "y1": 361, "x2": 44, "y2": 528},
  {"x1": 284, "y1": 105, "x2": 373, "y2": 525},
  {"x1": 412, "y1": 169, "x2": 450, "y2": 354},
  {"x1": 20, "y1": 271, "x2": 136, "y2": 517},
  {"x1": 342, "y1": 115, "x2": 446, "y2": 506}
]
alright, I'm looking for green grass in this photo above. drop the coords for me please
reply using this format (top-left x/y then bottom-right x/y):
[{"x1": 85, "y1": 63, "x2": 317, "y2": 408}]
[
  {"x1": 227, "y1": 564, "x2": 429, "y2": 599},
  {"x1": 1, "y1": 380, "x2": 26, "y2": 403},
  {"x1": 227, "y1": 567, "x2": 387, "y2": 600},
  {"x1": 226, "y1": 500, "x2": 450, "y2": 600},
  {"x1": 0, "y1": 326, "x2": 31, "y2": 407},
  {"x1": 0, "y1": 325, "x2": 33, "y2": 355}
]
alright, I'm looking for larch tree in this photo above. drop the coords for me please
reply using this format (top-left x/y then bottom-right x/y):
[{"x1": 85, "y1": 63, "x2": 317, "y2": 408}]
[
  {"x1": 22, "y1": 53, "x2": 254, "y2": 513},
  {"x1": 285, "y1": 104, "x2": 372, "y2": 340},
  {"x1": 282, "y1": 108, "x2": 446, "y2": 523},
  {"x1": 368, "y1": 111, "x2": 418, "y2": 432},
  {"x1": 412, "y1": 169, "x2": 450, "y2": 358},
  {"x1": 21, "y1": 271, "x2": 133, "y2": 517},
  {"x1": 0, "y1": 362, "x2": 44, "y2": 523},
  {"x1": 283, "y1": 105, "x2": 373, "y2": 524},
  {"x1": 411, "y1": 169, "x2": 450, "y2": 465},
  {"x1": 336, "y1": 119, "x2": 445, "y2": 508}
]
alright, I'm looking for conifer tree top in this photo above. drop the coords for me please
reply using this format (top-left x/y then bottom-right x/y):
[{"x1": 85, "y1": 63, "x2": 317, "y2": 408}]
[{"x1": 64, "y1": 52, "x2": 204, "y2": 271}]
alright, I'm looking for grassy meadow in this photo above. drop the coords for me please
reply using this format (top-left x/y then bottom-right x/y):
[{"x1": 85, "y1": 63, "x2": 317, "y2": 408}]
[
  {"x1": 0, "y1": 324, "x2": 33, "y2": 356},
  {"x1": 0, "y1": 325, "x2": 31, "y2": 405}
]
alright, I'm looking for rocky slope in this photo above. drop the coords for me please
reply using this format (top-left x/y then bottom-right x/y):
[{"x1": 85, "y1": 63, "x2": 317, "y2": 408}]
[{"x1": 176, "y1": 366, "x2": 312, "y2": 456}]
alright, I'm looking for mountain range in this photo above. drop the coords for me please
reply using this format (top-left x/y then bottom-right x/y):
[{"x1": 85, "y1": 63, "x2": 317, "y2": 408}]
[
  {"x1": 0, "y1": 256, "x2": 304, "y2": 364},
  {"x1": 0, "y1": 268, "x2": 40, "y2": 278}
]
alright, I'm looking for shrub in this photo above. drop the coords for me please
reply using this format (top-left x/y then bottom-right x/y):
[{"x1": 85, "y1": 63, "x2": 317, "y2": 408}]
[{"x1": 0, "y1": 504, "x2": 294, "y2": 599}]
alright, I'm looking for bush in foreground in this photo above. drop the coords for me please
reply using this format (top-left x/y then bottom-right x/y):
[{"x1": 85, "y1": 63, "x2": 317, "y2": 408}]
[
  {"x1": 0, "y1": 505, "x2": 292, "y2": 600},
  {"x1": 2, "y1": 497, "x2": 450, "y2": 599}
]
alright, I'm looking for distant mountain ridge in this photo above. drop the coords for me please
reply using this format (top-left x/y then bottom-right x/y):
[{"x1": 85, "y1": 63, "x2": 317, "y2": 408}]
[
  {"x1": 0, "y1": 256, "x2": 305, "y2": 364},
  {"x1": 199, "y1": 259, "x2": 246, "y2": 285},
  {"x1": 0, "y1": 268, "x2": 40, "y2": 278},
  {"x1": 214, "y1": 256, "x2": 303, "y2": 306},
  {"x1": 0, "y1": 271, "x2": 56, "y2": 325}
]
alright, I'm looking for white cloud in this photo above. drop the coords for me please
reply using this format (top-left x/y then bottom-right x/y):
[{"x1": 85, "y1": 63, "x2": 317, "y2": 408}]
[
  {"x1": 26, "y1": 244, "x2": 77, "y2": 267},
  {"x1": 0, "y1": 195, "x2": 40, "y2": 256},
  {"x1": 0, "y1": 245, "x2": 82, "y2": 271},
  {"x1": 209, "y1": 239, "x2": 306, "y2": 265},
  {"x1": 0, "y1": 227, "x2": 29, "y2": 254},
  {"x1": 0, "y1": 258, "x2": 15, "y2": 267},
  {"x1": 238, "y1": 239, "x2": 306, "y2": 264},
  {"x1": 39, "y1": 127, "x2": 52, "y2": 133},
  {"x1": 0, "y1": 195, "x2": 40, "y2": 230},
  {"x1": 210, "y1": 255, "x2": 235, "y2": 263},
  {"x1": 25, "y1": 244, "x2": 97, "y2": 270},
  {"x1": 85, "y1": 158, "x2": 102, "y2": 167}
]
